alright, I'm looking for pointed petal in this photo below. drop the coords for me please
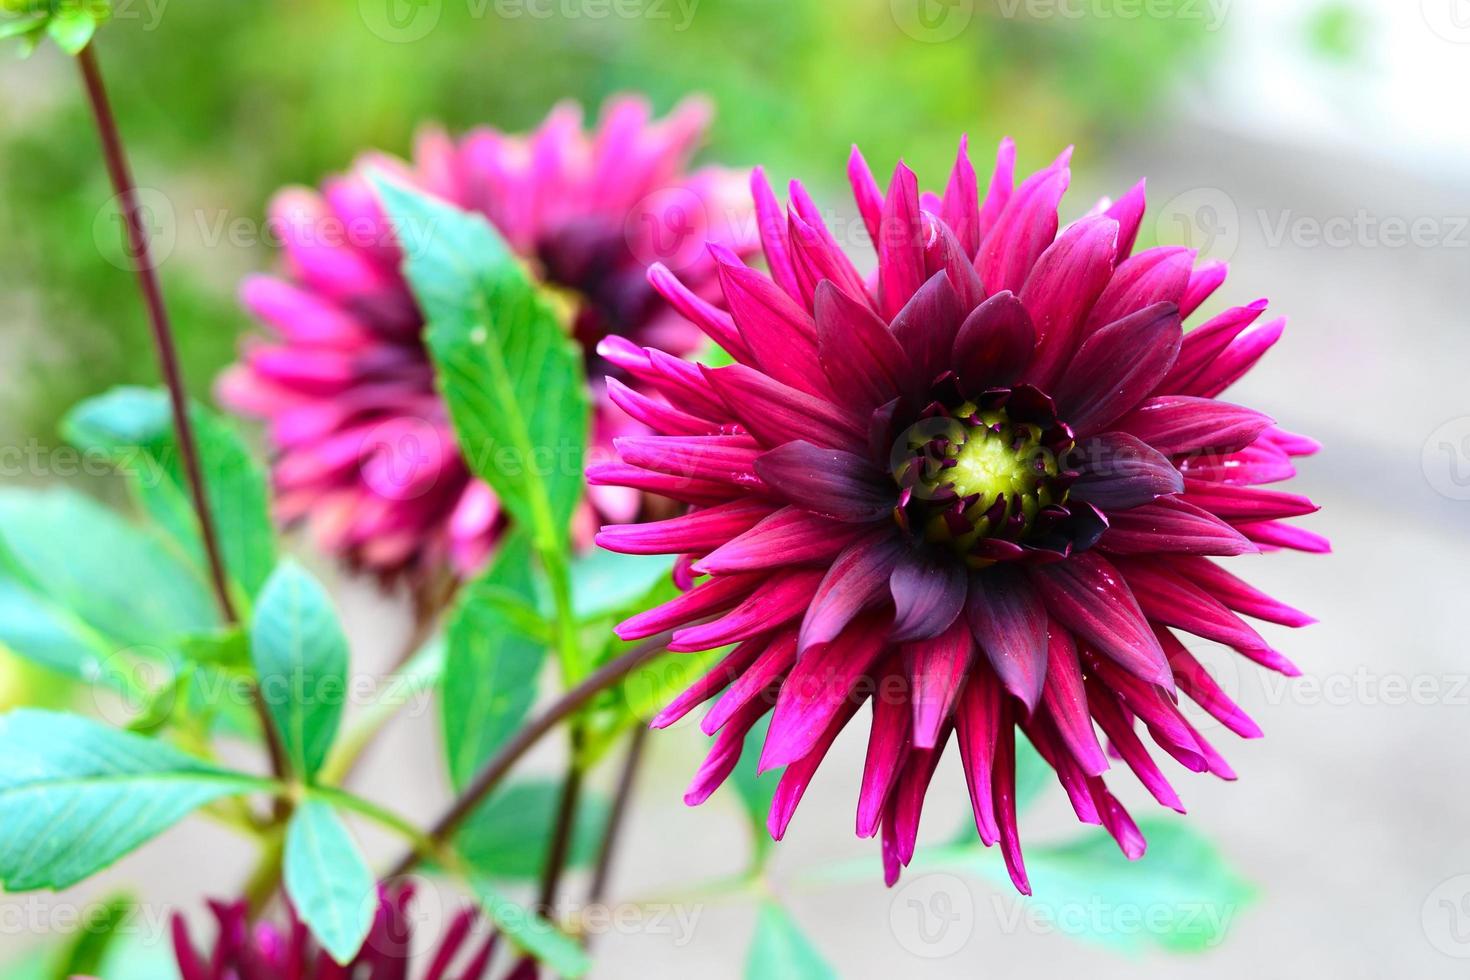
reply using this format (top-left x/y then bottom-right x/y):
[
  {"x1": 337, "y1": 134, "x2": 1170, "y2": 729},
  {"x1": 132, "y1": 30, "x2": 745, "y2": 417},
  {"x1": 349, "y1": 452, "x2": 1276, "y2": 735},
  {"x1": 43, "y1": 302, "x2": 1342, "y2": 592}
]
[
  {"x1": 890, "y1": 550, "x2": 967, "y2": 643},
  {"x1": 799, "y1": 532, "x2": 908, "y2": 652},
  {"x1": 967, "y1": 566, "x2": 1049, "y2": 711},
  {"x1": 1029, "y1": 552, "x2": 1173, "y2": 690},
  {"x1": 953, "y1": 290, "x2": 1036, "y2": 390},
  {"x1": 1069, "y1": 432, "x2": 1184, "y2": 510},
  {"x1": 1052, "y1": 302, "x2": 1182, "y2": 437},
  {"x1": 753, "y1": 441, "x2": 894, "y2": 523}
]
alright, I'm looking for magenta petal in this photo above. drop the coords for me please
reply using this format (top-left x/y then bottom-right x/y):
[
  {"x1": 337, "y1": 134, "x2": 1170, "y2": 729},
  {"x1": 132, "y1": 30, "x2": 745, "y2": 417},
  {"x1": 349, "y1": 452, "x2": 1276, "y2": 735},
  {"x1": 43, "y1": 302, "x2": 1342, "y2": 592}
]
[
  {"x1": 952, "y1": 290, "x2": 1036, "y2": 390},
  {"x1": 614, "y1": 571, "x2": 758, "y2": 640},
  {"x1": 1115, "y1": 395, "x2": 1274, "y2": 457},
  {"x1": 992, "y1": 717, "x2": 1031, "y2": 895},
  {"x1": 941, "y1": 135, "x2": 981, "y2": 255},
  {"x1": 1103, "y1": 179, "x2": 1147, "y2": 263},
  {"x1": 1159, "y1": 300, "x2": 1268, "y2": 395},
  {"x1": 704, "y1": 363, "x2": 864, "y2": 452},
  {"x1": 647, "y1": 263, "x2": 753, "y2": 365},
  {"x1": 750, "y1": 167, "x2": 802, "y2": 302},
  {"x1": 814, "y1": 280, "x2": 912, "y2": 411},
  {"x1": 652, "y1": 638, "x2": 767, "y2": 729},
  {"x1": 1157, "y1": 626, "x2": 1263, "y2": 739},
  {"x1": 695, "y1": 506, "x2": 872, "y2": 575},
  {"x1": 685, "y1": 692, "x2": 772, "y2": 806},
  {"x1": 1086, "y1": 682, "x2": 1186, "y2": 812},
  {"x1": 1117, "y1": 558, "x2": 1273, "y2": 656},
  {"x1": 670, "y1": 568, "x2": 824, "y2": 651},
  {"x1": 1180, "y1": 259, "x2": 1228, "y2": 318},
  {"x1": 877, "y1": 162, "x2": 928, "y2": 320},
  {"x1": 588, "y1": 462, "x2": 732, "y2": 507},
  {"x1": 703, "y1": 630, "x2": 797, "y2": 734},
  {"x1": 798, "y1": 532, "x2": 908, "y2": 652},
  {"x1": 902, "y1": 617, "x2": 972, "y2": 749},
  {"x1": 1029, "y1": 552, "x2": 1173, "y2": 690},
  {"x1": 954, "y1": 667, "x2": 1002, "y2": 845},
  {"x1": 858, "y1": 661, "x2": 912, "y2": 838},
  {"x1": 753, "y1": 441, "x2": 895, "y2": 523},
  {"x1": 1241, "y1": 520, "x2": 1331, "y2": 554},
  {"x1": 976, "y1": 137, "x2": 1017, "y2": 243},
  {"x1": 761, "y1": 619, "x2": 887, "y2": 770},
  {"x1": 967, "y1": 566, "x2": 1049, "y2": 712},
  {"x1": 1187, "y1": 317, "x2": 1288, "y2": 399},
  {"x1": 923, "y1": 216, "x2": 986, "y2": 312},
  {"x1": 1082, "y1": 245, "x2": 1194, "y2": 336},
  {"x1": 977, "y1": 150, "x2": 1069, "y2": 296},
  {"x1": 1040, "y1": 627, "x2": 1109, "y2": 776},
  {"x1": 889, "y1": 551, "x2": 967, "y2": 643},
  {"x1": 1182, "y1": 479, "x2": 1319, "y2": 522},
  {"x1": 847, "y1": 145, "x2": 885, "y2": 244},
  {"x1": 768, "y1": 695, "x2": 862, "y2": 840},
  {"x1": 1168, "y1": 556, "x2": 1316, "y2": 627},
  {"x1": 1069, "y1": 432, "x2": 1184, "y2": 510},
  {"x1": 713, "y1": 248, "x2": 827, "y2": 397},
  {"x1": 893, "y1": 736, "x2": 948, "y2": 865},
  {"x1": 614, "y1": 435, "x2": 763, "y2": 490},
  {"x1": 605, "y1": 377, "x2": 718, "y2": 436},
  {"x1": 596, "y1": 499, "x2": 772, "y2": 556},
  {"x1": 1052, "y1": 302, "x2": 1182, "y2": 437},
  {"x1": 1100, "y1": 497, "x2": 1256, "y2": 557},
  {"x1": 1018, "y1": 214, "x2": 1119, "y2": 389}
]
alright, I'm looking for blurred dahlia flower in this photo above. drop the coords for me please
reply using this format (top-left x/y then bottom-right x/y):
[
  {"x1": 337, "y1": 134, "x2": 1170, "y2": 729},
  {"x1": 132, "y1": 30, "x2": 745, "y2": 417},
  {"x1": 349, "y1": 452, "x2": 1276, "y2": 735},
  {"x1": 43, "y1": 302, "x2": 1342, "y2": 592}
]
[
  {"x1": 171, "y1": 885, "x2": 534, "y2": 980},
  {"x1": 592, "y1": 138, "x2": 1325, "y2": 890},
  {"x1": 219, "y1": 97, "x2": 754, "y2": 578}
]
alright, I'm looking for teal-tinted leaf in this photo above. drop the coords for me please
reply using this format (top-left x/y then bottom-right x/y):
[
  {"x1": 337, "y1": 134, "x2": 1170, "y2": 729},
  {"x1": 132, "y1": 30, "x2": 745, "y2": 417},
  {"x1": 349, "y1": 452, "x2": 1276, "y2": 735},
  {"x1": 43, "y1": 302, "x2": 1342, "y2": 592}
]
[
  {"x1": 0, "y1": 576, "x2": 122, "y2": 682},
  {"x1": 456, "y1": 780, "x2": 608, "y2": 881},
  {"x1": 249, "y1": 561, "x2": 349, "y2": 781},
  {"x1": 745, "y1": 901, "x2": 836, "y2": 980},
  {"x1": 0, "y1": 487, "x2": 217, "y2": 646},
  {"x1": 372, "y1": 178, "x2": 589, "y2": 552},
  {"x1": 0, "y1": 709, "x2": 267, "y2": 890},
  {"x1": 1003, "y1": 819, "x2": 1256, "y2": 953},
  {"x1": 732, "y1": 713, "x2": 778, "y2": 847},
  {"x1": 64, "y1": 386, "x2": 277, "y2": 602},
  {"x1": 569, "y1": 550, "x2": 674, "y2": 620},
  {"x1": 440, "y1": 533, "x2": 545, "y2": 789},
  {"x1": 284, "y1": 799, "x2": 376, "y2": 965},
  {"x1": 470, "y1": 877, "x2": 590, "y2": 978}
]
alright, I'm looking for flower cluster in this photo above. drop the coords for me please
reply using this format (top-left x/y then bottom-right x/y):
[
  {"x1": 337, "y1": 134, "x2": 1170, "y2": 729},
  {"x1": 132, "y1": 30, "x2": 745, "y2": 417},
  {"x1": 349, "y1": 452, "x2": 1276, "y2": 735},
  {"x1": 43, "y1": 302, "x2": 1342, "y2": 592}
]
[
  {"x1": 593, "y1": 137, "x2": 1324, "y2": 889},
  {"x1": 220, "y1": 96, "x2": 755, "y2": 580},
  {"x1": 171, "y1": 884, "x2": 534, "y2": 980}
]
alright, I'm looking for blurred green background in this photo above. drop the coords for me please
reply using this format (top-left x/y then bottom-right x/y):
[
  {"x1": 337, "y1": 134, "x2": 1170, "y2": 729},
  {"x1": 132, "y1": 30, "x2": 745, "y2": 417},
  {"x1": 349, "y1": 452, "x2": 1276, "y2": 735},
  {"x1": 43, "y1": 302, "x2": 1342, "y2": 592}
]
[{"x1": 0, "y1": 0, "x2": 1240, "y2": 452}]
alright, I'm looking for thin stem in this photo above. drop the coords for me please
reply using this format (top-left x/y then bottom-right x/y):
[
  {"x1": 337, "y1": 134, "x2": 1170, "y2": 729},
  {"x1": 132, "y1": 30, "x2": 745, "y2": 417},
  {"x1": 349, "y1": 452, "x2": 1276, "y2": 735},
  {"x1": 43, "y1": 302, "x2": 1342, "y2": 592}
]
[
  {"x1": 75, "y1": 42, "x2": 291, "y2": 785},
  {"x1": 536, "y1": 751, "x2": 583, "y2": 915},
  {"x1": 385, "y1": 633, "x2": 672, "y2": 880},
  {"x1": 586, "y1": 723, "x2": 648, "y2": 911}
]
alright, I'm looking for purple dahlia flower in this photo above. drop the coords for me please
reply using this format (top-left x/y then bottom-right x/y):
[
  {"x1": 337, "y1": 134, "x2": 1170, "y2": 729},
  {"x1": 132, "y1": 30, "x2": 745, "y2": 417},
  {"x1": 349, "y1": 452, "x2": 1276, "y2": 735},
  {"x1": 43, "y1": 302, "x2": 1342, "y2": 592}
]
[
  {"x1": 592, "y1": 138, "x2": 1326, "y2": 891},
  {"x1": 171, "y1": 884, "x2": 533, "y2": 980},
  {"x1": 219, "y1": 96, "x2": 756, "y2": 579}
]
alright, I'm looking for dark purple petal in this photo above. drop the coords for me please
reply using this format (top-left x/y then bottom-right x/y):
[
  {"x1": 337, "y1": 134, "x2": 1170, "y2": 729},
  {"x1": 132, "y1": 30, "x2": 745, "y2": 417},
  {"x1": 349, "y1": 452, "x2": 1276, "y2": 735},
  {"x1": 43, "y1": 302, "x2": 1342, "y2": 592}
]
[
  {"x1": 1069, "y1": 432, "x2": 1184, "y2": 510},
  {"x1": 798, "y1": 532, "x2": 907, "y2": 652},
  {"x1": 952, "y1": 290, "x2": 1036, "y2": 390},
  {"x1": 1028, "y1": 552, "x2": 1173, "y2": 690},
  {"x1": 923, "y1": 216, "x2": 986, "y2": 312},
  {"x1": 889, "y1": 550, "x2": 967, "y2": 643},
  {"x1": 1051, "y1": 302, "x2": 1182, "y2": 436},
  {"x1": 753, "y1": 441, "x2": 895, "y2": 523},
  {"x1": 967, "y1": 566, "x2": 1049, "y2": 711},
  {"x1": 891, "y1": 271, "x2": 965, "y2": 393},
  {"x1": 1085, "y1": 678, "x2": 1185, "y2": 813},
  {"x1": 814, "y1": 280, "x2": 912, "y2": 411}
]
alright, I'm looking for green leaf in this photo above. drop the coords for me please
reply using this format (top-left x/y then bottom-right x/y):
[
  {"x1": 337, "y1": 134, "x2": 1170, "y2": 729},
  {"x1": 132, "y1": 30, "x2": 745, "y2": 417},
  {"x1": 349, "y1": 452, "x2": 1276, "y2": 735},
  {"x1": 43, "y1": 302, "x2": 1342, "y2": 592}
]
[
  {"x1": 283, "y1": 799, "x2": 376, "y2": 965},
  {"x1": 732, "y1": 712, "x2": 778, "y2": 848},
  {"x1": 0, "y1": 575, "x2": 124, "y2": 683},
  {"x1": 997, "y1": 819, "x2": 1256, "y2": 954},
  {"x1": 440, "y1": 533, "x2": 546, "y2": 790},
  {"x1": 569, "y1": 550, "x2": 674, "y2": 621},
  {"x1": 470, "y1": 877, "x2": 590, "y2": 978},
  {"x1": 53, "y1": 892, "x2": 133, "y2": 980},
  {"x1": 0, "y1": 709, "x2": 267, "y2": 890},
  {"x1": 0, "y1": 487, "x2": 217, "y2": 647},
  {"x1": 0, "y1": 12, "x2": 44, "y2": 40},
  {"x1": 45, "y1": 6, "x2": 96, "y2": 52},
  {"x1": 249, "y1": 561, "x2": 349, "y2": 781},
  {"x1": 64, "y1": 386, "x2": 278, "y2": 602},
  {"x1": 456, "y1": 780, "x2": 608, "y2": 881},
  {"x1": 371, "y1": 177, "x2": 589, "y2": 553},
  {"x1": 745, "y1": 901, "x2": 836, "y2": 980}
]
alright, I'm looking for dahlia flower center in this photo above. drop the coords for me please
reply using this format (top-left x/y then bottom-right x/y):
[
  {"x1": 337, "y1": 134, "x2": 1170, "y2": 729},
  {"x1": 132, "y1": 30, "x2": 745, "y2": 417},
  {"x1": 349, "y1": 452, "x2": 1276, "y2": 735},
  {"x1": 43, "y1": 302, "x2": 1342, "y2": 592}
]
[{"x1": 892, "y1": 389, "x2": 1077, "y2": 560}]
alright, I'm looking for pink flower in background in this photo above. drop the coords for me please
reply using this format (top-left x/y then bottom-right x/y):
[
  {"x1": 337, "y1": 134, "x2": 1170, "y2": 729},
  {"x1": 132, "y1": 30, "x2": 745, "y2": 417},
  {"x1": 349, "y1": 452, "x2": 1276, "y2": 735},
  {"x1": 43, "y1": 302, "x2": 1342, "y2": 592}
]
[
  {"x1": 219, "y1": 96, "x2": 755, "y2": 579},
  {"x1": 592, "y1": 137, "x2": 1325, "y2": 890},
  {"x1": 172, "y1": 885, "x2": 534, "y2": 979}
]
